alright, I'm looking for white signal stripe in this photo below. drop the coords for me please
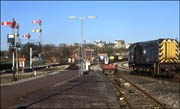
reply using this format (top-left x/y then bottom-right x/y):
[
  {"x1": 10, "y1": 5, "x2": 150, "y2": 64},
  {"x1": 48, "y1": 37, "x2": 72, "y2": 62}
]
[
  {"x1": 4, "y1": 22, "x2": 7, "y2": 25},
  {"x1": 22, "y1": 35, "x2": 29, "y2": 38},
  {"x1": 1, "y1": 22, "x2": 12, "y2": 25},
  {"x1": 8, "y1": 34, "x2": 15, "y2": 38}
]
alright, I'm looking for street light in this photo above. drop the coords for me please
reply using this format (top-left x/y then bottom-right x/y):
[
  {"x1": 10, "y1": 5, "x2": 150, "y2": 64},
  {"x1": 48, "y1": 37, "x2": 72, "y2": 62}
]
[
  {"x1": 84, "y1": 40, "x2": 89, "y2": 71},
  {"x1": 94, "y1": 40, "x2": 101, "y2": 71},
  {"x1": 87, "y1": 16, "x2": 96, "y2": 19},
  {"x1": 84, "y1": 40, "x2": 89, "y2": 64},
  {"x1": 68, "y1": 16, "x2": 77, "y2": 19},
  {"x1": 68, "y1": 16, "x2": 96, "y2": 75}
]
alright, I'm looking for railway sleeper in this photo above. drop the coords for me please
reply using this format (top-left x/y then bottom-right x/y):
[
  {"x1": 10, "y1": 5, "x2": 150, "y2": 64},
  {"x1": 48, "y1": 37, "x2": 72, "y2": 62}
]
[
  {"x1": 109, "y1": 77, "x2": 131, "y2": 109},
  {"x1": 122, "y1": 76, "x2": 166, "y2": 108},
  {"x1": 111, "y1": 75, "x2": 166, "y2": 109},
  {"x1": 115, "y1": 78, "x2": 153, "y2": 108}
]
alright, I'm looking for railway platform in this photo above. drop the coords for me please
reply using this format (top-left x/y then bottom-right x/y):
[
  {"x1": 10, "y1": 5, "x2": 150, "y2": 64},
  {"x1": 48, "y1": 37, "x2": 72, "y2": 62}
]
[
  {"x1": 1, "y1": 70, "x2": 78, "y2": 108},
  {"x1": 3, "y1": 70, "x2": 120, "y2": 108}
]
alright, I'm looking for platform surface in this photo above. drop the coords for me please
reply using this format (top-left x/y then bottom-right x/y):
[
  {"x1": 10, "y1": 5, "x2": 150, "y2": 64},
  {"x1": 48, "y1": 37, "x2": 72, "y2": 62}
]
[{"x1": 8, "y1": 71, "x2": 120, "y2": 108}]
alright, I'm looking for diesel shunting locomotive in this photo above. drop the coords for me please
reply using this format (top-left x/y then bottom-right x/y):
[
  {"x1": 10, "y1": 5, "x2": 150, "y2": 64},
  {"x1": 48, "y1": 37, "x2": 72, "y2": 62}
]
[{"x1": 128, "y1": 38, "x2": 179, "y2": 77}]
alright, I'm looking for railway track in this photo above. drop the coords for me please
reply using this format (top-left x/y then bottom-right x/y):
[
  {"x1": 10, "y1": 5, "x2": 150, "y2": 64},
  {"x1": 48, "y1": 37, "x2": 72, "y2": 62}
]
[
  {"x1": 109, "y1": 61, "x2": 180, "y2": 108},
  {"x1": 107, "y1": 74, "x2": 167, "y2": 109},
  {"x1": 0, "y1": 63, "x2": 68, "y2": 75}
]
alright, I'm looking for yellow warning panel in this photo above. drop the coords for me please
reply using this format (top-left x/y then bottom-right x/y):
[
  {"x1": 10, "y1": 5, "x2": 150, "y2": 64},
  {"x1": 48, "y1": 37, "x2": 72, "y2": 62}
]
[{"x1": 159, "y1": 39, "x2": 178, "y2": 63}]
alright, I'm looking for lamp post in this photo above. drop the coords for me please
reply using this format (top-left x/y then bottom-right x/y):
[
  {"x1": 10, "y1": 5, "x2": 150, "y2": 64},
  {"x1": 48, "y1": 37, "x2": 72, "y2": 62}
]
[
  {"x1": 68, "y1": 16, "x2": 96, "y2": 75},
  {"x1": 84, "y1": 40, "x2": 89, "y2": 63},
  {"x1": 94, "y1": 40, "x2": 100, "y2": 71},
  {"x1": 84, "y1": 40, "x2": 89, "y2": 71}
]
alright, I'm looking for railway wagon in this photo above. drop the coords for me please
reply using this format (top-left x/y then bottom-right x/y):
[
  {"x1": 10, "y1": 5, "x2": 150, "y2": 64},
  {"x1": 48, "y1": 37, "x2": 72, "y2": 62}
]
[
  {"x1": 103, "y1": 64, "x2": 117, "y2": 75},
  {"x1": 94, "y1": 56, "x2": 109, "y2": 64},
  {"x1": 128, "y1": 38, "x2": 179, "y2": 77},
  {"x1": 109, "y1": 55, "x2": 115, "y2": 63},
  {"x1": 109, "y1": 55, "x2": 128, "y2": 63}
]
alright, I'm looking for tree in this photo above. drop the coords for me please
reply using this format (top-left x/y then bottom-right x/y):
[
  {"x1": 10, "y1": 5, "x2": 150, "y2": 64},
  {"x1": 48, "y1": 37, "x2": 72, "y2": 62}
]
[
  {"x1": 42, "y1": 44, "x2": 58, "y2": 62},
  {"x1": 19, "y1": 43, "x2": 39, "y2": 61}
]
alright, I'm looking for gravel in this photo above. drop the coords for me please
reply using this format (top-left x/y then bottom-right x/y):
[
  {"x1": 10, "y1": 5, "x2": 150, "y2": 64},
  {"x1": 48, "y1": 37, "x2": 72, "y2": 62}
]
[{"x1": 121, "y1": 73, "x2": 180, "y2": 108}]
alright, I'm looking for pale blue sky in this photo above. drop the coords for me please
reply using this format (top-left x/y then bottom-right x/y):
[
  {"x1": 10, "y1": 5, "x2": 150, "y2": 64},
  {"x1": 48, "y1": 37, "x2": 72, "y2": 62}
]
[{"x1": 1, "y1": 1, "x2": 179, "y2": 50}]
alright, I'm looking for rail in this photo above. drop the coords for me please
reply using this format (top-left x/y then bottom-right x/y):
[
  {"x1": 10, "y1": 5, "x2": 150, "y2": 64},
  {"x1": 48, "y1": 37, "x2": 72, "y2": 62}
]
[{"x1": 107, "y1": 74, "x2": 167, "y2": 108}]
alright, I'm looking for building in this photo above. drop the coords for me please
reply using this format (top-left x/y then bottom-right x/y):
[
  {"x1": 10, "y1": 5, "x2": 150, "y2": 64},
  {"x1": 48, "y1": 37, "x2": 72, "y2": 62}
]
[
  {"x1": 94, "y1": 41, "x2": 106, "y2": 48},
  {"x1": 105, "y1": 42, "x2": 114, "y2": 48},
  {"x1": 72, "y1": 47, "x2": 96, "y2": 63},
  {"x1": 113, "y1": 40, "x2": 125, "y2": 48},
  {"x1": 84, "y1": 48, "x2": 96, "y2": 62},
  {"x1": 71, "y1": 48, "x2": 80, "y2": 62},
  {"x1": 125, "y1": 43, "x2": 131, "y2": 49}
]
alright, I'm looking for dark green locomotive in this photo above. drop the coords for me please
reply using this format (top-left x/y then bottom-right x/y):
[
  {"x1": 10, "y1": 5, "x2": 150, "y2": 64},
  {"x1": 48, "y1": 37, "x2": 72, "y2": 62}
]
[{"x1": 128, "y1": 39, "x2": 179, "y2": 77}]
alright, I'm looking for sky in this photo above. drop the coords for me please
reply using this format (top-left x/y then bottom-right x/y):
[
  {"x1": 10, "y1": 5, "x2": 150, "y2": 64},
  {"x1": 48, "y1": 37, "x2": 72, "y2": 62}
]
[{"x1": 1, "y1": 1, "x2": 179, "y2": 50}]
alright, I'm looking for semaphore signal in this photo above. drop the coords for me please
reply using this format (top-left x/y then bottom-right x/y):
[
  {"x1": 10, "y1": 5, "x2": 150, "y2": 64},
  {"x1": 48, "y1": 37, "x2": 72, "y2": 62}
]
[
  {"x1": 32, "y1": 19, "x2": 42, "y2": 60},
  {"x1": 10, "y1": 24, "x2": 19, "y2": 28},
  {"x1": 1, "y1": 17, "x2": 19, "y2": 80}
]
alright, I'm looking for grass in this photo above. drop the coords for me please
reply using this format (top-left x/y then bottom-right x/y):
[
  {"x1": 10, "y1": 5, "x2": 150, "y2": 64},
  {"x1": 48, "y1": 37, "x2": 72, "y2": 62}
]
[
  {"x1": 25, "y1": 61, "x2": 44, "y2": 67},
  {"x1": 1, "y1": 60, "x2": 12, "y2": 64}
]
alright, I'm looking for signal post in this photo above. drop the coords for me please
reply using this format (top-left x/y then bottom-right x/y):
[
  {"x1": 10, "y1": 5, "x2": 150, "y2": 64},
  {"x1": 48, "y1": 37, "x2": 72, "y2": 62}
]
[
  {"x1": 32, "y1": 19, "x2": 42, "y2": 60},
  {"x1": 1, "y1": 18, "x2": 19, "y2": 80}
]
